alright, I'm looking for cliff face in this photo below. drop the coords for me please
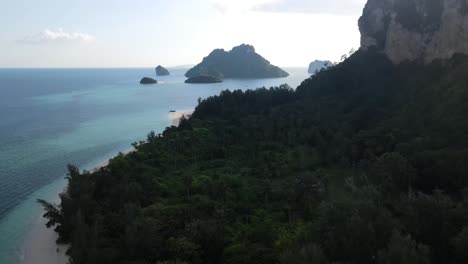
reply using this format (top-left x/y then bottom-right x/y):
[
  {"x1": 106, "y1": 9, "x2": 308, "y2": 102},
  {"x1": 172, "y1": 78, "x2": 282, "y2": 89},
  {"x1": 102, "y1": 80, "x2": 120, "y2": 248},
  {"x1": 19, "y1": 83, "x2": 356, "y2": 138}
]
[{"x1": 359, "y1": 0, "x2": 468, "y2": 64}]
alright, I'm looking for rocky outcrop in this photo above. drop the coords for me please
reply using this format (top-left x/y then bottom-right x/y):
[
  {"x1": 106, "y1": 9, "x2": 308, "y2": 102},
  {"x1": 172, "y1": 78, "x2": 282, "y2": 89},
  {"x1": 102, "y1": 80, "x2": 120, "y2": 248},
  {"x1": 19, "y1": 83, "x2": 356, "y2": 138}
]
[
  {"x1": 186, "y1": 44, "x2": 289, "y2": 78},
  {"x1": 359, "y1": 0, "x2": 468, "y2": 64},
  {"x1": 185, "y1": 75, "x2": 223, "y2": 84},
  {"x1": 308, "y1": 60, "x2": 334, "y2": 74},
  {"x1": 140, "y1": 77, "x2": 157, "y2": 84},
  {"x1": 156, "y1": 65, "x2": 170, "y2": 76}
]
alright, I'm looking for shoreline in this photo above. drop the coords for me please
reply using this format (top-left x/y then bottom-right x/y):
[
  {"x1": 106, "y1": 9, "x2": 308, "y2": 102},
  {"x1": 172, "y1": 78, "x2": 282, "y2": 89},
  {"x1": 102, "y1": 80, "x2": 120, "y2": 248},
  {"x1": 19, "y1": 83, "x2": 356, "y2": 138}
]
[
  {"x1": 17, "y1": 109, "x2": 193, "y2": 264},
  {"x1": 169, "y1": 110, "x2": 193, "y2": 126},
  {"x1": 18, "y1": 148, "x2": 134, "y2": 264},
  {"x1": 19, "y1": 190, "x2": 69, "y2": 264}
]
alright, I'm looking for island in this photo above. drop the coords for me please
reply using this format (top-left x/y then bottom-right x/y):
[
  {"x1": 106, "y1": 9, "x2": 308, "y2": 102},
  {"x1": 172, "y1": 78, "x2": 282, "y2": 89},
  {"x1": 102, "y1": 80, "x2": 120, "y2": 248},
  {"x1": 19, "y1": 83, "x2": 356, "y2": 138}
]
[
  {"x1": 185, "y1": 44, "x2": 289, "y2": 79},
  {"x1": 308, "y1": 60, "x2": 334, "y2": 74},
  {"x1": 185, "y1": 75, "x2": 223, "y2": 84},
  {"x1": 140, "y1": 77, "x2": 157, "y2": 84},
  {"x1": 156, "y1": 65, "x2": 170, "y2": 76}
]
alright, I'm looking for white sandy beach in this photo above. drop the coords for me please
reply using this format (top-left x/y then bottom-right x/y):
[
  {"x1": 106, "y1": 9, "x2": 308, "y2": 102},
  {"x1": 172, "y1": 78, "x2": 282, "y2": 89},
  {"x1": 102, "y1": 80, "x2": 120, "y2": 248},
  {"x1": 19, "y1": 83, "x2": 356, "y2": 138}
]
[{"x1": 20, "y1": 212, "x2": 69, "y2": 264}]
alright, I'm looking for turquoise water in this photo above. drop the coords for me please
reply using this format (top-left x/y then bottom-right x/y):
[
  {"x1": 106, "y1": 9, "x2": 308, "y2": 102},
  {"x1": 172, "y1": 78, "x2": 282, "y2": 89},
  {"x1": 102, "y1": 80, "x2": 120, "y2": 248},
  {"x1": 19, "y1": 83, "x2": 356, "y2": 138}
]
[{"x1": 0, "y1": 67, "x2": 309, "y2": 263}]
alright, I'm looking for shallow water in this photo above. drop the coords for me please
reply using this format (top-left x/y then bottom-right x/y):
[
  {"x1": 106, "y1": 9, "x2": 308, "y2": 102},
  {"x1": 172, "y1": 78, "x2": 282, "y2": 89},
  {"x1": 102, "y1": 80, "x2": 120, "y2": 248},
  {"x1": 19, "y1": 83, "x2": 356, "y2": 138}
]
[{"x1": 0, "y1": 67, "x2": 309, "y2": 263}]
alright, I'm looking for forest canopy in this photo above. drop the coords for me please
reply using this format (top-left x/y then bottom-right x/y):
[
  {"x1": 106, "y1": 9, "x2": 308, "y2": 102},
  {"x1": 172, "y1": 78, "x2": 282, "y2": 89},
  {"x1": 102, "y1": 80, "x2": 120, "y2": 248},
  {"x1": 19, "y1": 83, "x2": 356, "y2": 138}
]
[{"x1": 40, "y1": 50, "x2": 468, "y2": 264}]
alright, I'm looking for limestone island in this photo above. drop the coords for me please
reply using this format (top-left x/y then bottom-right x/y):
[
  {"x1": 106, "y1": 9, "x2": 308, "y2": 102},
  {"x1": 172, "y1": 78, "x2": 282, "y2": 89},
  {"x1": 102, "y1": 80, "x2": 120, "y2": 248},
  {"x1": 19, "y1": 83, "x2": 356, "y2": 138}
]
[
  {"x1": 308, "y1": 60, "x2": 334, "y2": 75},
  {"x1": 140, "y1": 77, "x2": 157, "y2": 84},
  {"x1": 156, "y1": 65, "x2": 170, "y2": 76},
  {"x1": 185, "y1": 75, "x2": 223, "y2": 84},
  {"x1": 185, "y1": 44, "x2": 289, "y2": 79}
]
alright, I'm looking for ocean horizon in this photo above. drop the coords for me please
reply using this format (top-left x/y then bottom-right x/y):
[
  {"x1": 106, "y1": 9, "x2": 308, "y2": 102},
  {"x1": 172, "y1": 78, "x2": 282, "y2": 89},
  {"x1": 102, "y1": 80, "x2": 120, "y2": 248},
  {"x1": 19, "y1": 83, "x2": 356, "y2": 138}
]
[{"x1": 0, "y1": 67, "x2": 309, "y2": 264}]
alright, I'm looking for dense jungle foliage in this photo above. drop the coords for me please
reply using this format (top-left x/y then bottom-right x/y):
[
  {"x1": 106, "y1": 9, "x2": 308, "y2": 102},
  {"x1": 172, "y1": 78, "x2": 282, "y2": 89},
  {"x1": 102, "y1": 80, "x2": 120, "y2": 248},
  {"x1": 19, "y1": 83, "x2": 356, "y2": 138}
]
[{"x1": 40, "y1": 50, "x2": 468, "y2": 264}]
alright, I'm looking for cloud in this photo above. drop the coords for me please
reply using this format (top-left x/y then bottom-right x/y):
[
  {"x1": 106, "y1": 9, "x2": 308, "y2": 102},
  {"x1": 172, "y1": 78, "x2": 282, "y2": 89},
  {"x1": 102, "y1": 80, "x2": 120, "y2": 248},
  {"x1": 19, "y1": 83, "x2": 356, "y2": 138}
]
[
  {"x1": 18, "y1": 28, "x2": 96, "y2": 44},
  {"x1": 210, "y1": 0, "x2": 272, "y2": 13},
  {"x1": 252, "y1": 0, "x2": 367, "y2": 15},
  {"x1": 211, "y1": 2, "x2": 229, "y2": 13}
]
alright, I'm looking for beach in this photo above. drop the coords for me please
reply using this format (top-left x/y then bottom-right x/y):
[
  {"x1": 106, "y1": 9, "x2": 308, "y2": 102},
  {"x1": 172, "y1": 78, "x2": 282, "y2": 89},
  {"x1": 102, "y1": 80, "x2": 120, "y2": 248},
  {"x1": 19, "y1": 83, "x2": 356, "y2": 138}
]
[
  {"x1": 169, "y1": 110, "x2": 193, "y2": 126},
  {"x1": 16, "y1": 110, "x2": 193, "y2": 264},
  {"x1": 20, "y1": 202, "x2": 68, "y2": 264},
  {"x1": 18, "y1": 158, "x2": 111, "y2": 264}
]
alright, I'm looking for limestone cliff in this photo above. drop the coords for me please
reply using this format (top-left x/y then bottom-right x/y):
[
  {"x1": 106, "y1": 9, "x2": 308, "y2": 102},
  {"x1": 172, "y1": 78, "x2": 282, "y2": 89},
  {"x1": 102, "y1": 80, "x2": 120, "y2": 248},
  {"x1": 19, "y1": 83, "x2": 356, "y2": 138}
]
[
  {"x1": 359, "y1": 0, "x2": 468, "y2": 64},
  {"x1": 308, "y1": 60, "x2": 334, "y2": 74}
]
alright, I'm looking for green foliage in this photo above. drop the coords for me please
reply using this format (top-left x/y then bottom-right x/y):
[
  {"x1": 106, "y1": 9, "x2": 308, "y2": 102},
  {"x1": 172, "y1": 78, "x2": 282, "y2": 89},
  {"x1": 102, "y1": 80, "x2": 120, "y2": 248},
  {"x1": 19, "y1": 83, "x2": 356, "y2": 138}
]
[
  {"x1": 39, "y1": 51, "x2": 468, "y2": 263},
  {"x1": 377, "y1": 230, "x2": 430, "y2": 264},
  {"x1": 280, "y1": 243, "x2": 326, "y2": 264},
  {"x1": 452, "y1": 227, "x2": 468, "y2": 262}
]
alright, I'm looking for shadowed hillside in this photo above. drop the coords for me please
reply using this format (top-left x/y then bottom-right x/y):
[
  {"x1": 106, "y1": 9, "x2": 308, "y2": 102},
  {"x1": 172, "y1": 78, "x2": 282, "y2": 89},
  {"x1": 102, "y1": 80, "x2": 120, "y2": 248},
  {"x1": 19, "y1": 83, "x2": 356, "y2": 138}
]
[{"x1": 39, "y1": 50, "x2": 468, "y2": 264}]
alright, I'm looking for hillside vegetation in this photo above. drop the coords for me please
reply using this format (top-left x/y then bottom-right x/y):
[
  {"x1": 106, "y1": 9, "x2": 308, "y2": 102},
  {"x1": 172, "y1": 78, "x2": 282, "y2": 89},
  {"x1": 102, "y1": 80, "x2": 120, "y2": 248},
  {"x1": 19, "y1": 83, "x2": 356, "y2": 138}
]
[{"x1": 40, "y1": 51, "x2": 468, "y2": 264}]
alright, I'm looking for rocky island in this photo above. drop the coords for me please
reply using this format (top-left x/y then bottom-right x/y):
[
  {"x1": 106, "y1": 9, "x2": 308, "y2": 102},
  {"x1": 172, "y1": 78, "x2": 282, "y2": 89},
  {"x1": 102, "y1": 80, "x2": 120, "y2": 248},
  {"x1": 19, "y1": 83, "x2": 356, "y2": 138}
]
[
  {"x1": 140, "y1": 77, "x2": 157, "y2": 84},
  {"x1": 308, "y1": 60, "x2": 334, "y2": 74},
  {"x1": 156, "y1": 65, "x2": 170, "y2": 76},
  {"x1": 185, "y1": 44, "x2": 289, "y2": 79},
  {"x1": 185, "y1": 75, "x2": 223, "y2": 84}
]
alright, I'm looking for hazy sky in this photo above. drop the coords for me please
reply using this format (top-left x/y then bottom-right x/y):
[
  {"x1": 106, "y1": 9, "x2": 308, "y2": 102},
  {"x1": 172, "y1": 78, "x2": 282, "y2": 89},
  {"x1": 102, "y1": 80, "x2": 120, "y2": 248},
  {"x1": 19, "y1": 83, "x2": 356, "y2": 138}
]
[{"x1": 1, "y1": 0, "x2": 367, "y2": 68}]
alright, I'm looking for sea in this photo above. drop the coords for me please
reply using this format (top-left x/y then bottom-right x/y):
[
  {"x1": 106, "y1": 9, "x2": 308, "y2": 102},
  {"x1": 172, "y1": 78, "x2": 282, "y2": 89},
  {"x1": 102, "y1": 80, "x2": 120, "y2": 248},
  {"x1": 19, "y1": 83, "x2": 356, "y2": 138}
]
[{"x1": 0, "y1": 67, "x2": 309, "y2": 264}]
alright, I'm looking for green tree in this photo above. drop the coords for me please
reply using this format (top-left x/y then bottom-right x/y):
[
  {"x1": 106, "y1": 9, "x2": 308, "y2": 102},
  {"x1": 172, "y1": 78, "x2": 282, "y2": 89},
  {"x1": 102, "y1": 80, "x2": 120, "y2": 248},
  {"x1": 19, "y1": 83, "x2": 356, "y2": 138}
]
[{"x1": 378, "y1": 231, "x2": 430, "y2": 264}]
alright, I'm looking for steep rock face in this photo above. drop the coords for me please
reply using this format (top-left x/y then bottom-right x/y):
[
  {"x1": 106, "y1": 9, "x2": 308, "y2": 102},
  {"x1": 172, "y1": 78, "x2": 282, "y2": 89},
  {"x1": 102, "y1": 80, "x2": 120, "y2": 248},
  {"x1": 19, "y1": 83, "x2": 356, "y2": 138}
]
[
  {"x1": 185, "y1": 44, "x2": 289, "y2": 78},
  {"x1": 359, "y1": 0, "x2": 468, "y2": 64}
]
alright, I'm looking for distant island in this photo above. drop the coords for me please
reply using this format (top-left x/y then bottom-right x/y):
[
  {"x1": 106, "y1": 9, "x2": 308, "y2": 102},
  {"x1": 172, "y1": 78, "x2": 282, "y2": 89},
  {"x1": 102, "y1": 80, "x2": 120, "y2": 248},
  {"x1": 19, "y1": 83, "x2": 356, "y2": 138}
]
[
  {"x1": 156, "y1": 65, "x2": 170, "y2": 76},
  {"x1": 140, "y1": 77, "x2": 157, "y2": 84},
  {"x1": 185, "y1": 44, "x2": 289, "y2": 79},
  {"x1": 308, "y1": 60, "x2": 334, "y2": 74},
  {"x1": 185, "y1": 75, "x2": 223, "y2": 84}
]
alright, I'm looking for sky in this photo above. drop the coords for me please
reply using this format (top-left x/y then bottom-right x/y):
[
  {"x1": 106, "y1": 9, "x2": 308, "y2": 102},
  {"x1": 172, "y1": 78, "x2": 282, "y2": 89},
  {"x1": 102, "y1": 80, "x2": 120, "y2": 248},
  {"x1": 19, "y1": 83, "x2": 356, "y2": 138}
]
[{"x1": 0, "y1": 0, "x2": 367, "y2": 68}]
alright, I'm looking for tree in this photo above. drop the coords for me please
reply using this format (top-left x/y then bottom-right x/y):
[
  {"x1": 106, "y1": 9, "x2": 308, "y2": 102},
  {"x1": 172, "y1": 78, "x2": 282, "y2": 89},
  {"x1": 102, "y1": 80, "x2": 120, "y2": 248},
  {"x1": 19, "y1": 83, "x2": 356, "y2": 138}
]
[
  {"x1": 452, "y1": 227, "x2": 468, "y2": 262},
  {"x1": 378, "y1": 230, "x2": 430, "y2": 264},
  {"x1": 373, "y1": 152, "x2": 416, "y2": 194},
  {"x1": 280, "y1": 243, "x2": 326, "y2": 264}
]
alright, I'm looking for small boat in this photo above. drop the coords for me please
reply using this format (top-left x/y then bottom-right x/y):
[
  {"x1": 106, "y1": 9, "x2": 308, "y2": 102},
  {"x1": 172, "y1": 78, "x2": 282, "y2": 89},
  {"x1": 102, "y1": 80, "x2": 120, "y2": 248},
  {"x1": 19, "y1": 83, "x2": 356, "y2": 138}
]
[{"x1": 169, "y1": 110, "x2": 176, "y2": 113}]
